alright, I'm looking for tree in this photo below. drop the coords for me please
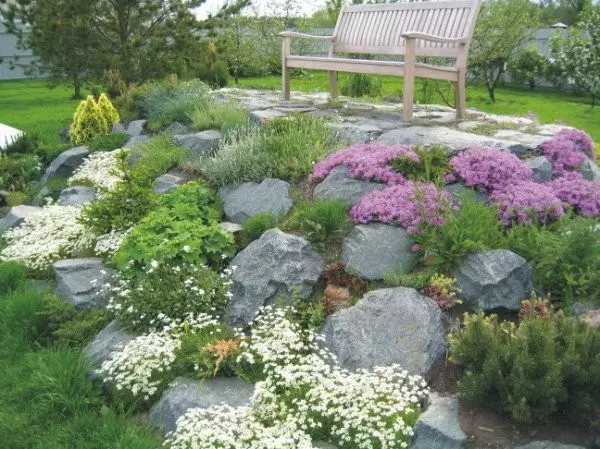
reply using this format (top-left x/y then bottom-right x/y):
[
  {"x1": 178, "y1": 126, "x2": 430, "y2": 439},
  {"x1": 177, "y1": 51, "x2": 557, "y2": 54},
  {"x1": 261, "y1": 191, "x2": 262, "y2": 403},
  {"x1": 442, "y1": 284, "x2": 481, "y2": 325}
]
[
  {"x1": 1, "y1": 0, "x2": 100, "y2": 98},
  {"x1": 469, "y1": 0, "x2": 539, "y2": 102},
  {"x1": 551, "y1": 4, "x2": 600, "y2": 107},
  {"x1": 507, "y1": 46, "x2": 549, "y2": 90}
]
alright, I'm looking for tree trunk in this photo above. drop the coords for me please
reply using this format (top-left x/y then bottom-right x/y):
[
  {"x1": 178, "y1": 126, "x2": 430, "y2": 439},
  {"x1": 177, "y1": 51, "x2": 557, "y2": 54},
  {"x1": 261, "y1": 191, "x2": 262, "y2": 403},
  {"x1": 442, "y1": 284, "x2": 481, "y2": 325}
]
[
  {"x1": 72, "y1": 76, "x2": 83, "y2": 100},
  {"x1": 487, "y1": 85, "x2": 496, "y2": 103},
  {"x1": 529, "y1": 78, "x2": 535, "y2": 90}
]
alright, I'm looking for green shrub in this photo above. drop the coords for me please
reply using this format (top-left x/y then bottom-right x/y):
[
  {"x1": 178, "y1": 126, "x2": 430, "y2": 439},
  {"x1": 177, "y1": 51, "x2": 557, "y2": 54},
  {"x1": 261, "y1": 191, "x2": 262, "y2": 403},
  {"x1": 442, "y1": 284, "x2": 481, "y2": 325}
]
[
  {"x1": 0, "y1": 261, "x2": 27, "y2": 293},
  {"x1": 382, "y1": 270, "x2": 430, "y2": 289},
  {"x1": 341, "y1": 73, "x2": 383, "y2": 98},
  {"x1": 416, "y1": 192, "x2": 506, "y2": 272},
  {"x1": 506, "y1": 216, "x2": 600, "y2": 304},
  {"x1": 69, "y1": 95, "x2": 116, "y2": 145},
  {"x1": 87, "y1": 132, "x2": 129, "y2": 152},
  {"x1": 0, "y1": 154, "x2": 42, "y2": 192},
  {"x1": 197, "y1": 58, "x2": 230, "y2": 89},
  {"x1": 283, "y1": 199, "x2": 350, "y2": 251},
  {"x1": 201, "y1": 116, "x2": 340, "y2": 185},
  {"x1": 3, "y1": 132, "x2": 39, "y2": 155},
  {"x1": 129, "y1": 135, "x2": 188, "y2": 184},
  {"x1": 138, "y1": 79, "x2": 210, "y2": 131},
  {"x1": 105, "y1": 262, "x2": 231, "y2": 332},
  {"x1": 449, "y1": 302, "x2": 600, "y2": 424},
  {"x1": 240, "y1": 212, "x2": 278, "y2": 247},
  {"x1": 390, "y1": 146, "x2": 451, "y2": 185},
  {"x1": 113, "y1": 182, "x2": 234, "y2": 270},
  {"x1": 188, "y1": 102, "x2": 251, "y2": 134}
]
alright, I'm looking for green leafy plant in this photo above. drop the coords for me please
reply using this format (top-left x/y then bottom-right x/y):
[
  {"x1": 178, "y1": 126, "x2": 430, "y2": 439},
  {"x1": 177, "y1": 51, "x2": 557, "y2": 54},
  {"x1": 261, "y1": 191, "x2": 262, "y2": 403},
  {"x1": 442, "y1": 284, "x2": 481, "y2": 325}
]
[
  {"x1": 416, "y1": 191, "x2": 506, "y2": 272},
  {"x1": 449, "y1": 301, "x2": 600, "y2": 424},
  {"x1": 390, "y1": 146, "x2": 451, "y2": 185},
  {"x1": 129, "y1": 135, "x2": 188, "y2": 184},
  {"x1": 240, "y1": 212, "x2": 278, "y2": 247},
  {"x1": 341, "y1": 73, "x2": 383, "y2": 98},
  {"x1": 0, "y1": 153, "x2": 42, "y2": 192},
  {"x1": 508, "y1": 46, "x2": 548, "y2": 90},
  {"x1": 3, "y1": 132, "x2": 39, "y2": 155},
  {"x1": 283, "y1": 199, "x2": 349, "y2": 251},
  {"x1": 87, "y1": 132, "x2": 129, "y2": 151},
  {"x1": 188, "y1": 102, "x2": 251, "y2": 134},
  {"x1": 0, "y1": 261, "x2": 27, "y2": 293}
]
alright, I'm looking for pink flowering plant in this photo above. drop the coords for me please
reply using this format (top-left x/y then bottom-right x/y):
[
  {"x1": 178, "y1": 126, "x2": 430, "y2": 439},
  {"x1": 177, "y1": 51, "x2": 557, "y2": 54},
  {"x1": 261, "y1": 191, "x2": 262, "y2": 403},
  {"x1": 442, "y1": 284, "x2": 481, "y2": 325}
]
[
  {"x1": 542, "y1": 128, "x2": 595, "y2": 174},
  {"x1": 547, "y1": 172, "x2": 600, "y2": 217}
]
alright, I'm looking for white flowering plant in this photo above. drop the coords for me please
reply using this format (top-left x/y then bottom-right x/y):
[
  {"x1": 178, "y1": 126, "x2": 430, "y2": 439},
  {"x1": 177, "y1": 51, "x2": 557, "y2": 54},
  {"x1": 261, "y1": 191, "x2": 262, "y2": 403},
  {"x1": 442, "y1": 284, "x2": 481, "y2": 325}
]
[
  {"x1": 94, "y1": 229, "x2": 130, "y2": 258},
  {"x1": 0, "y1": 204, "x2": 95, "y2": 271},
  {"x1": 68, "y1": 149, "x2": 128, "y2": 191},
  {"x1": 103, "y1": 260, "x2": 234, "y2": 332}
]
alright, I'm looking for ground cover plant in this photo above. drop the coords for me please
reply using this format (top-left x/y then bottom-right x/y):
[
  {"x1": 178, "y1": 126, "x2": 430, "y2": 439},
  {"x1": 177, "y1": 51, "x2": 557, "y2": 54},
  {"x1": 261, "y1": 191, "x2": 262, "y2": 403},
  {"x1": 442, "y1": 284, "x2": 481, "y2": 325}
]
[{"x1": 188, "y1": 101, "x2": 251, "y2": 134}]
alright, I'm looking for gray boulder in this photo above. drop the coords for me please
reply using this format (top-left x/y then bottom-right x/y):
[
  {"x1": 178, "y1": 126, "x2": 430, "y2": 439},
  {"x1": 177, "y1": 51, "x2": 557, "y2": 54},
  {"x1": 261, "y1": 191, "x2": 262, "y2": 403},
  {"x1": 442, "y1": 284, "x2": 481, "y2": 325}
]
[
  {"x1": 378, "y1": 126, "x2": 525, "y2": 155},
  {"x1": 173, "y1": 130, "x2": 222, "y2": 160},
  {"x1": 493, "y1": 130, "x2": 548, "y2": 153},
  {"x1": 53, "y1": 258, "x2": 113, "y2": 309},
  {"x1": 123, "y1": 135, "x2": 149, "y2": 149},
  {"x1": 225, "y1": 229, "x2": 323, "y2": 327},
  {"x1": 321, "y1": 287, "x2": 446, "y2": 376},
  {"x1": 41, "y1": 146, "x2": 89, "y2": 183},
  {"x1": 410, "y1": 393, "x2": 466, "y2": 449},
  {"x1": 250, "y1": 109, "x2": 287, "y2": 124},
  {"x1": 453, "y1": 250, "x2": 533, "y2": 311},
  {"x1": 524, "y1": 156, "x2": 553, "y2": 183},
  {"x1": 0, "y1": 205, "x2": 41, "y2": 231},
  {"x1": 341, "y1": 224, "x2": 417, "y2": 280},
  {"x1": 152, "y1": 173, "x2": 186, "y2": 194},
  {"x1": 149, "y1": 377, "x2": 255, "y2": 434},
  {"x1": 579, "y1": 156, "x2": 600, "y2": 183},
  {"x1": 112, "y1": 123, "x2": 126, "y2": 133},
  {"x1": 126, "y1": 119, "x2": 147, "y2": 137},
  {"x1": 219, "y1": 221, "x2": 243, "y2": 234},
  {"x1": 443, "y1": 184, "x2": 490, "y2": 203},
  {"x1": 58, "y1": 186, "x2": 97, "y2": 206},
  {"x1": 164, "y1": 121, "x2": 190, "y2": 135},
  {"x1": 85, "y1": 320, "x2": 133, "y2": 374},
  {"x1": 327, "y1": 123, "x2": 382, "y2": 144},
  {"x1": 313, "y1": 165, "x2": 386, "y2": 207},
  {"x1": 514, "y1": 442, "x2": 586, "y2": 449},
  {"x1": 219, "y1": 178, "x2": 293, "y2": 224}
]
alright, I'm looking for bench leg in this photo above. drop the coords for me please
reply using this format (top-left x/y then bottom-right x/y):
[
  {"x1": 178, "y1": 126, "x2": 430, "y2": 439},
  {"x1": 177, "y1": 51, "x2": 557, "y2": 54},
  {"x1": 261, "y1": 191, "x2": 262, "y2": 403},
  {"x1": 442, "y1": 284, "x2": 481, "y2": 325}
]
[
  {"x1": 328, "y1": 71, "x2": 338, "y2": 99},
  {"x1": 402, "y1": 75, "x2": 415, "y2": 121},
  {"x1": 282, "y1": 65, "x2": 291, "y2": 100},
  {"x1": 455, "y1": 69, "x2": 466, "y2": 119}
]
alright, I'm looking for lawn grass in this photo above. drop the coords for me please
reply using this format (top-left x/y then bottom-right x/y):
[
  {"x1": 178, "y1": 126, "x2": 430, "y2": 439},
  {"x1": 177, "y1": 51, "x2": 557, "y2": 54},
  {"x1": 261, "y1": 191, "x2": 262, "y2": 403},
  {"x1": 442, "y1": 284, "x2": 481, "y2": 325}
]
[{"x1": 236, "y1": 72, "x2": 600, "y2": 141}]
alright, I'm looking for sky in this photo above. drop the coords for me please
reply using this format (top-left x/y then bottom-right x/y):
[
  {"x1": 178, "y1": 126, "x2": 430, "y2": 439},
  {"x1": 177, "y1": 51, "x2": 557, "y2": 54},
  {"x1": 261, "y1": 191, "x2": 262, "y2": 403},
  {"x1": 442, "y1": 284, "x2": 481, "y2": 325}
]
[{"x1": 192, "y1": 0, "x2": 327, "y2": 20}]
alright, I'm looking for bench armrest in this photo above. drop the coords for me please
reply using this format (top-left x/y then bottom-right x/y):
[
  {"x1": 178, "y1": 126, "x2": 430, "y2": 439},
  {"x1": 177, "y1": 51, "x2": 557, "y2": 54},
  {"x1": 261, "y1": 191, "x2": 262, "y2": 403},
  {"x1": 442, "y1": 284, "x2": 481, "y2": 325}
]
[
  {"x1": 279, "y1": 31, "x2": 335, "y2": 41},
  {"x1": 401, "y1": 32, "x2": 467, "y2": 45}
]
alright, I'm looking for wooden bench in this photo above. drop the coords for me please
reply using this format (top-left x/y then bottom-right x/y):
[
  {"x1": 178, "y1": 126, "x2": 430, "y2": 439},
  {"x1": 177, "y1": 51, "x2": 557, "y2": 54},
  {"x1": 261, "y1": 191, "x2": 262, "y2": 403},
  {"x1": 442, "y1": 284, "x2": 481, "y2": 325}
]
[{"x1": 280, "y1": 0, "x2": 481, "y2": 120}]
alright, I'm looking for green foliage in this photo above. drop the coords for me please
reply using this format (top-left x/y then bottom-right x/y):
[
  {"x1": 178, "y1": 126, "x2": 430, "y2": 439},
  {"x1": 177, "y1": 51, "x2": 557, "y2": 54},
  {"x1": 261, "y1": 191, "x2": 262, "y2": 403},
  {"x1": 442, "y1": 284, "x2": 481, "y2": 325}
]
[
  {"x1": 284, "y1": 199, "x2": 350, "y2": 251},
  {"x1": 506, "y1": 216, "x2": 600, "y2": 305},
  {"x1": 201, "y1": 116, "x2": 340, "y2": 185},
  {"x1": 240, "y1": 212, "x2": 278, "y2": 247},
  {"x1": 138, "y1": 79, "x2": 210, "y2": 131},
  {"x1": 96, "y1": 93, "x2": 120, "y2": 125},
  {"x1": 69, "y1": 95, "x2": 110, "y2": 145},
  {"x1": 87, "y1": 132, "x2": 129, "y2": 152},
  {"x1": 382, "y1": 270, "x2": 430, "y2": 289},
  {"x1": 3, "y1": 132, "x2": 39, "y2": 155},
  {"x1": 6, "y1": 190, "x2": 28, "y2": 207},
  {"x1": 449, "y1": 305, "x2": 600, "y2": 424},
  {"x1": 113, "y1": 181, "x2": 234, "y2": 270},
  {"x1": 196, "y1": 42, "x2": 229, "y2": 88},
  {"x1": 390, "y1": 146, "x2": 451, "y2": 185},
  {"x1": 0, "y1": 153, "x2": 42, "y2": 192},
  {"x1": 129, "y1": 135, "x2": 188, "y2": 184},
  {"x1": 416, "y1": 192, "x2": 506, "y2": 272},
  {"x1": 341, "y1": 73, "x2": 383, "y2": 98},
  {"x1": 508, "y1": 46, "x2": 549, "y2": 90},
  {"x1": 0, "y1": 261, "x2": 27, "y2": 293},
  {"x1": 188, "y1": 102, "x2": 251, "y2": 134},
  {"x1": 281, "y1": 293, "x2": 327, "y2": 332}
]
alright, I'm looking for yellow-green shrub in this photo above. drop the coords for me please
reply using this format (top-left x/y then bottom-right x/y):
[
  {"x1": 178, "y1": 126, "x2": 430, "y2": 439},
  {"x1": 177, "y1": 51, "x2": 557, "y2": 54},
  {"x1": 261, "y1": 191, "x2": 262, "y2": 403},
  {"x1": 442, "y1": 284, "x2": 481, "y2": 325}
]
[
  {"x1": 69, "y1": 94, "x2": 120, "y2": 145},
  {"x1": 97, "y1": 93, "x2": 120, "y2": 127}
]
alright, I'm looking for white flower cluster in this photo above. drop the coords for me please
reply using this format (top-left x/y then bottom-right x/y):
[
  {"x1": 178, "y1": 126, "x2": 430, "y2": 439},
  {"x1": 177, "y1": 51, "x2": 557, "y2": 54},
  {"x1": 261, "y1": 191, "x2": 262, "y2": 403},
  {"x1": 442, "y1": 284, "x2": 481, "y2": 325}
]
[
  {"x1": 98, "y1": 313, "x2": 221, "y2": 400},
  {"x1": 68, "y1": 149, "x2": 127, "y2": 191},
  {"x1": 168, "y1": 307, "x2": 429, "y2": 449},
  {"x1": 0, "y1": 204, "x2": 94, "y2": 271},
  {"x1": 94, "y1": 228, "x2": 130, "y2": 257}
]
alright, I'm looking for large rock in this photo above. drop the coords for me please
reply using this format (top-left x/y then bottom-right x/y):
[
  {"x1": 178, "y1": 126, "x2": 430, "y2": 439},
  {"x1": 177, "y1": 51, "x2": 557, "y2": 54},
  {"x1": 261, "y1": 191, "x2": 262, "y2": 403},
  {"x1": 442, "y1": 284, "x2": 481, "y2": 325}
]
[
  {"x1": 313, "y1": 165, "x2": 386, "y2": 207},
  {"x1": 53, "y1": 258, "x2": 113, "y2": 309},
  {"x1": 126, "y1": 119, "x2": 147, "y2": 137},
  {"x1": 41, "y1": 146, "x2": 89, "y2": 183},
  {"x1": 0, "y1": 205, "x2": 41, "y2": 231},
  {"x1": 85, "y1": 320, "x2": 133, "y2": 374},
  {"x1": 173, "y1": 130, "x2": 222, "y2": 160},
  {"x1": 321, "y1": 287, "x2": 446, "y2": 376},
  {"x1": 579, "y1": 156, "x2": 600, "y2": 183},
  {"x1": 493, "y1": 130, "x2": 547, "y2": 152},
  {"x1": 152, "y1": 173, "x2": 186, "y2": 194},
  {"x1": 443, "y1": 184, "x2": 490, "y2": 203},
  {"x1": 164, "y1": 121, "x2": 190, "y2": 135},
  {"x1": 453, "y1": 250, "x2": 533, "y2": 311},
  {"x1": 250, "y1": 109, "x2": 287, "y2": 124},
  {"x1": 341, "y1": 224, "x2": 417, "y2": 280},
  {"x1": 378, "y1": 126, "x2": 525, "y2": 155},
  {"x1": 219, "y1": 178, "x2": 293, "y2": 224},
  {"x1": 326, "y1": 123, "x2": 382, "y2": 144},
  {"x1": 410, "y1": 393, "x2": 466, "y2": 449},
  {"x1": 123, "y1": 134, "x2": 149, "y2": 149},
  {"x1": 58, "y1": 186, "x2": 97, "y2": 206},
  {"x1": 225, "y1": 229, "x2": 323, "y2": 327},
  {"x1": 514, "y1": 442, "x2": 586, "y2": 449},
  {"x1": 149, "y1": 377, "x2": 255, "y2": 434},
  {"x1": 524, "y1": 156, "x2": 553, "y2": 183}
]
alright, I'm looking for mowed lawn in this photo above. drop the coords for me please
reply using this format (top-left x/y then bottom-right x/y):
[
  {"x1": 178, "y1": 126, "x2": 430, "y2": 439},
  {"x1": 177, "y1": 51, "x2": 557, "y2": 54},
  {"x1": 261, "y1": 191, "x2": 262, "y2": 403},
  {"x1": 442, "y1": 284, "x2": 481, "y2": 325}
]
[{"x1": 237, "y1": 72, "x2": 600, "y2": 141}]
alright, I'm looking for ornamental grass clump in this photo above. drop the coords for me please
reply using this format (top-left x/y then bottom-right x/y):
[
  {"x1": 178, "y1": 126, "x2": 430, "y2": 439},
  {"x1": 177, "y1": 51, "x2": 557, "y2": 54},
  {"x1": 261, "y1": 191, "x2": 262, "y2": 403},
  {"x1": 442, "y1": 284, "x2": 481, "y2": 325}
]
[
  {"x1": 350, "y1": 181, "x2": 454, "y2": 233},
  {"x1": 449, "y1": 147, "x2": 532, "y2": 194},
  {"x1": 490, "y1": 181, "x2": 566, "y2": 226},
  {"x1": 310, "y1": 141, "x2": 417, "y2": 185}
]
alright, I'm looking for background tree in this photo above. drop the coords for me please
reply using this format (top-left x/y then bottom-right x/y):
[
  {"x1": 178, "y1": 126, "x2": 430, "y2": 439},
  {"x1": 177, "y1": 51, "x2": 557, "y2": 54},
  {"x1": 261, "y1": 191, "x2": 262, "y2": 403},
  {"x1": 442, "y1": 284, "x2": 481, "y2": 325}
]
[
  {"x1": 551, "y1": 4, "x2": 600, "y2": 107},
  {"x1": 469, "y1": 0, "x2": 539, "y2": 102},
  {"x1": 507, "y1": 46, "x2": 549, "y2": 90}
]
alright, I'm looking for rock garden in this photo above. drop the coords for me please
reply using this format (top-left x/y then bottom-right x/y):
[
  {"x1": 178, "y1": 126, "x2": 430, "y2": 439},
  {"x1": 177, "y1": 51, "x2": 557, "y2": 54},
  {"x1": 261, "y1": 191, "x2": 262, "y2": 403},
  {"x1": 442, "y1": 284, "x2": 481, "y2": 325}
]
[{"x1": 1, "y1": 81, "x2": 599, "y2": 449}]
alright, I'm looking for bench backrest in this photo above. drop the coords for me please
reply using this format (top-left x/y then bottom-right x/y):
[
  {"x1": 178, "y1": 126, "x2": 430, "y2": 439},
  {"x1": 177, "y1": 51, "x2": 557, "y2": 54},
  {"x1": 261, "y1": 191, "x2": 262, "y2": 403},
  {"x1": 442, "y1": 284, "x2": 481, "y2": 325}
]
[{"x1": 333, "y1": 0, "x2": 481, "y2": 60}]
